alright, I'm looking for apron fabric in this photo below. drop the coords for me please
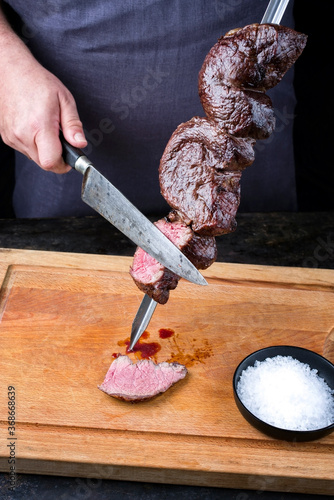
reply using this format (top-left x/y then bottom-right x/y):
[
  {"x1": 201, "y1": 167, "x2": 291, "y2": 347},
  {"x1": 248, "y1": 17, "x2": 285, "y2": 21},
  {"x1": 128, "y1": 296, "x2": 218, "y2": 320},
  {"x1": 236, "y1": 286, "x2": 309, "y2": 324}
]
[{"x1": 3, "y1": 0, "x2": 297, "y2": 217}]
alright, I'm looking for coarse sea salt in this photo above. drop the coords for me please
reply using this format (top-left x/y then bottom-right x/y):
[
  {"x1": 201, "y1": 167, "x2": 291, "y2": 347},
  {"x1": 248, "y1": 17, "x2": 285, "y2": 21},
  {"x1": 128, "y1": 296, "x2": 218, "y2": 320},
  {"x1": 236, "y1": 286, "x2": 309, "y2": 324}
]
[{"x1": 237, "y1": 355, "x2": 334, "y2": 431}]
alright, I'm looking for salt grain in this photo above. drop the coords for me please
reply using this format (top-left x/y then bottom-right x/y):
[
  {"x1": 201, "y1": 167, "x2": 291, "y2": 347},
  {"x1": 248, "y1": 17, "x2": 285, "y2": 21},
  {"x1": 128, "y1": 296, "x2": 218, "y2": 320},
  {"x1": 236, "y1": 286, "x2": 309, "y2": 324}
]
[{"x1": 237, "y1": 355, "x2": 334, "y2": 431}]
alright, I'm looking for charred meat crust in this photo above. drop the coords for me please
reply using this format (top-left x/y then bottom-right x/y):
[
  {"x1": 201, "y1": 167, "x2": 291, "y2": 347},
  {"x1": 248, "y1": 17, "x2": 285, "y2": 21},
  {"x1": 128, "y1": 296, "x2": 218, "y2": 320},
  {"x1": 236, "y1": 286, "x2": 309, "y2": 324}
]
[
  {"x1": 159, "y1": 117, "x2": 254, "y2": 235},
  {"x1": 198, "y1": 24, "x2": 307, "y2": 139},
  {"x1": 200, "y1": 84, "x2": 275, "y2": 140},
  {"x1": 199, "y1": 23, "x2": 308, "y2": 92}
]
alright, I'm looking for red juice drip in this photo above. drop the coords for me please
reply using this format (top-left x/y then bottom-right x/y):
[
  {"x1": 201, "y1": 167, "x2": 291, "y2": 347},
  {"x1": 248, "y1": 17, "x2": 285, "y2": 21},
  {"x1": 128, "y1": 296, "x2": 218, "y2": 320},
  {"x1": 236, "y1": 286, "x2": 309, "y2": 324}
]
[
  {"x1": 125, "y1": 339, "x2": 161, "y2": 358},
  {"x1": 119, "y1": 331, "x2": 161, "y2": 359},
  {"x1": 159, "y1": 328, "x2": 175, "y2": 339}
]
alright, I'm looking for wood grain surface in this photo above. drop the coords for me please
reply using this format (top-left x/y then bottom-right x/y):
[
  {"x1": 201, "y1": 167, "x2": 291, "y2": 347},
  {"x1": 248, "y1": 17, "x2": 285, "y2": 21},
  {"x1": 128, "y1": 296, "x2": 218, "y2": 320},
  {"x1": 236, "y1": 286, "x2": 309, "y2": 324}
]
[{"x1": 0, "y1": 248, "x2": 333, "y2": 494}]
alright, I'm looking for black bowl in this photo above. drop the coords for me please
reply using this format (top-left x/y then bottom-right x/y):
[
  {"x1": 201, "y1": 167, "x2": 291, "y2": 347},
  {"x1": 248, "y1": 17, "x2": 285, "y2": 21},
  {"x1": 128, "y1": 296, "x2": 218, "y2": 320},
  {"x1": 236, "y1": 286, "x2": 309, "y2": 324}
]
[{"x1": 233, "y1": 346, "x2": 334, "y2": 442}]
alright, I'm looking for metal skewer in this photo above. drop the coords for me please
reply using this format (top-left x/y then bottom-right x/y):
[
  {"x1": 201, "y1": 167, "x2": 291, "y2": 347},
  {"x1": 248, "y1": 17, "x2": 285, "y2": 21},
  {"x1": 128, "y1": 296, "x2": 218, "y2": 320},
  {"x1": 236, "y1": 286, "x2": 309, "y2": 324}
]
[
  {"x1": 261, "y1": 0, "x2": 290, "y2": 24},
  {"x1": 128, "y1": 0, "x2": 290, "y2": 352}
]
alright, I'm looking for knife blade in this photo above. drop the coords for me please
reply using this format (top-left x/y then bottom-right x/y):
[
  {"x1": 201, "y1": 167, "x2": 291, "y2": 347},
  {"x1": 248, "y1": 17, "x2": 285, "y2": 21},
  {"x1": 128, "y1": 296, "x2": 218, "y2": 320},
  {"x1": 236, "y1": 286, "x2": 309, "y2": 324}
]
[
  {"x1": 60, "y1": 132, "x2": 207, "y2": 286},
  {"x1": 129, "y1": 0, "x2": 292, "y2": 351},
  {"x1": 129, "y1": 294, "x2": 158, "y2": 351}
]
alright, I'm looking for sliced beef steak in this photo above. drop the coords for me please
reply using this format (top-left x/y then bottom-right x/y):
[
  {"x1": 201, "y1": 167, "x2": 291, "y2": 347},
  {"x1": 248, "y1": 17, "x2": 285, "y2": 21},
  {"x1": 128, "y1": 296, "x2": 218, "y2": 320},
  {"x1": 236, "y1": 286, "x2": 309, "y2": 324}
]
[
  {"x1": 159, "y1": 117, "x2": 254, "y2": 236},
  {"x1": 98, "y1": 355, "x2": 187, "y2": 402},
  {"x1": 130, "y1": 246, "x2": 178, "y2": 305},
  {"x1": 130, "y1": 216, "x2": 216, "y2": 304},
  {"x1": 199, "y1": 23, "x2": 307, "y2": 93},
  {"x1": 167, "y1": 211, "x2": 217, "y2": 269}
]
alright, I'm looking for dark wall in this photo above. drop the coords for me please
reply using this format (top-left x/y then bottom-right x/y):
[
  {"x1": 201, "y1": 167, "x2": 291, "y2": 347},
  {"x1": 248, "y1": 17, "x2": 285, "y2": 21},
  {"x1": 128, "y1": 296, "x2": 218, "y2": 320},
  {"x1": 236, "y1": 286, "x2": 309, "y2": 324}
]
[
  {"x1": 293, "y1": 0, "x2": 334, "y2": 211},
  {"x1": 0, "y1": 139, "x2": 15, "y2": 218}
]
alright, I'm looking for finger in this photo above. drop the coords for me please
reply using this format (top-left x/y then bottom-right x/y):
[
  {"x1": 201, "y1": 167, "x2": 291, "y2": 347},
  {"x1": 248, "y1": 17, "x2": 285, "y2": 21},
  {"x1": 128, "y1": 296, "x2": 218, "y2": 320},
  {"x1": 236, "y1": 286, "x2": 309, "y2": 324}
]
[
  {"x1": 34, "y1": 126, "x2": 71, "y2": 174},
  {"x1": 0, "y1": 129, "x2": 62, "y2": 172},
  {"x1": 58, "y1": 91, "x2": 87, "y2": 148}
]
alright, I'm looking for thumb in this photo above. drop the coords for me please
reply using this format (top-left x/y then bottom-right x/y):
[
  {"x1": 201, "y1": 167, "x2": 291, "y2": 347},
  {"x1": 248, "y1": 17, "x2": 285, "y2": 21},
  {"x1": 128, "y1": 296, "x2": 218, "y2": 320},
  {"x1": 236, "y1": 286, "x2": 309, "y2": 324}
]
[{"x1": 59, "y1": 91, "x2": 87, "y2": 148}]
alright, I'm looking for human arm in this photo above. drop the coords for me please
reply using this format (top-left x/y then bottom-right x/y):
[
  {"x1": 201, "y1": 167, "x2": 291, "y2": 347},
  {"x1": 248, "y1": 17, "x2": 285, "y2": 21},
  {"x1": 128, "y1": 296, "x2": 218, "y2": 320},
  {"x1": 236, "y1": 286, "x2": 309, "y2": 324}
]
[{"x1": 0, "y1": 4, "x2": 87, "y2": 173}]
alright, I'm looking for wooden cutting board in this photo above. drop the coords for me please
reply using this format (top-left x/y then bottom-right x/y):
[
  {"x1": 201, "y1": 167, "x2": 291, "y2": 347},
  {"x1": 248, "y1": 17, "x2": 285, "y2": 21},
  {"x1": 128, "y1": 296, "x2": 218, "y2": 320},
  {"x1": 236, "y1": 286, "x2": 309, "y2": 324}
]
[{"x1": 0, "y1": 248, "x2": 334, "y2": 495}]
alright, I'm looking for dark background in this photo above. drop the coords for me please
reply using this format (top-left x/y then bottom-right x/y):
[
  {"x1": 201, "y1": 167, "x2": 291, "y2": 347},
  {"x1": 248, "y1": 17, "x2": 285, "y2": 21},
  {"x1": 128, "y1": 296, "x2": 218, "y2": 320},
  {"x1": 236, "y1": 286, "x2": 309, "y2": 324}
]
[
  {"x1": 1, "y1": 0, "x2": 333, "y2": 217},
  {"x1": 293, "y1": 0, "x2": 334, "y2": 211},
  {"x1": 0, "y1": 140, "x2": 15, "y2": 217}
]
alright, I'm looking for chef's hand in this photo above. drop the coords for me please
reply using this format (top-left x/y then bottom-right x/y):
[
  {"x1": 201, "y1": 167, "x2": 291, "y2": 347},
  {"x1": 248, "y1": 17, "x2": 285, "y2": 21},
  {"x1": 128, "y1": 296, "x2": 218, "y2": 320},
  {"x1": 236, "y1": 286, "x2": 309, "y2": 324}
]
[{"x1": 0, "y1": 10, "x2": 87, "y2": 174}]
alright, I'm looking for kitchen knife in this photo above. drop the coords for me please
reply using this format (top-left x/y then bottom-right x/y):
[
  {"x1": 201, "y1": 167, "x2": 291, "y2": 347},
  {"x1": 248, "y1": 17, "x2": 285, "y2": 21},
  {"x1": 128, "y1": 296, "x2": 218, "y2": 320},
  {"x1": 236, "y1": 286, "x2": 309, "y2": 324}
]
[
  {"x1": 128, "y1": 0, "x2": 291, "y2": 351},
  {"x1": 60, "y1": 132, "x2": 207, "y2": 287}
]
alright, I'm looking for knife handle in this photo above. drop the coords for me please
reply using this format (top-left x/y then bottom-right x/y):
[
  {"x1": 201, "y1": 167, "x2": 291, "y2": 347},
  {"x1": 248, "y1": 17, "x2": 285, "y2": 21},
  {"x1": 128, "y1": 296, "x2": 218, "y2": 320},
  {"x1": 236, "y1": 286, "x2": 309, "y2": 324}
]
[
  {"x1": 59, "y1": 130, "x2": 85, "y2": 169},
  {"x1": 59, "y1": 131, "x2": 91, "y2": 175}
]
